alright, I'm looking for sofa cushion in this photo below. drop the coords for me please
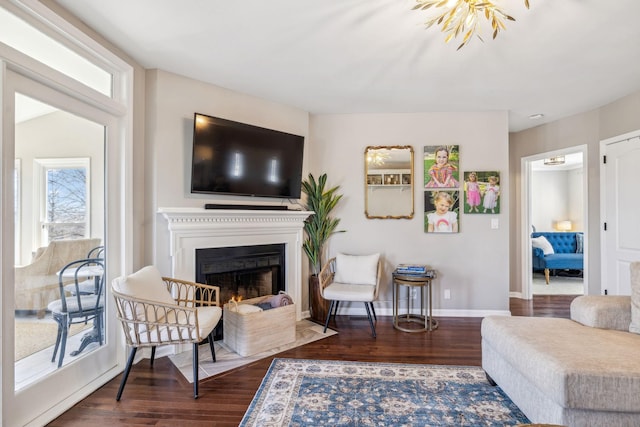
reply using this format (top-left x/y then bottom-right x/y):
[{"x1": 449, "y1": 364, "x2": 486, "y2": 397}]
[
  {"x1": 630, "y1": 262, "x2": 640, "y2": 334},
  {"x1": 482, "y1": 315, "x2": 640, "y2": 412},
  {"x1": 113, "y1": 266, "x2": 175, "y2": 322},
  {"x1": 532, "y1": 236, "x2": 554, "y2": 255},
  {"x1": 334, "y1": 253, "x2": 380, "y2": 286},
  {"x1": 532, "y1": 232, "x2": 578, "y2": 254},
  {"x1": 540, "y1": 253, "x2": 583, "y2": 270},
  {"x1": 571, "y1": 295, "x2": 631, "y2": 331}
]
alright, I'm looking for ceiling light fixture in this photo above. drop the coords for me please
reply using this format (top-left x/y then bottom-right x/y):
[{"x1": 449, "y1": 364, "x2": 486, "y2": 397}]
[
  {"x1": 413, "y1": 0, "x2": 530, "y2": 50},
  {"x1": 529, "y1": 113, "x2": 544, "y2": 120},
  {"x1": 544, "y1": 156, "x2": 565, "y2": 166}
]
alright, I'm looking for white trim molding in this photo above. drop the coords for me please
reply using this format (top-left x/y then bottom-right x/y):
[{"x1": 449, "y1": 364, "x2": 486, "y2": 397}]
[{"x1": 158, "y1": 208, "x2": 312, "y2": 321}]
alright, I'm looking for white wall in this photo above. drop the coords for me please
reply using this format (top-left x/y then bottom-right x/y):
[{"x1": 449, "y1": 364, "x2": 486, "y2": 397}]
[
  {"x1": 531, "y1": 168, "x2": 584, "y2": 232},
  {"x1": 145, "y1": 69, "x2": 311, "y2": 298},
  {"x1": 531, "y1": 170, "x2": 568, "y2": 231},
  {"x1": 145, "y1": 72, "x2": 511, "y2": 315},
  {"x1": 309, "y1": 112, "x2": 510, "y2": 314},
  {"x1": 568, "y1": 168, "x2": 584, "y2": 231}
]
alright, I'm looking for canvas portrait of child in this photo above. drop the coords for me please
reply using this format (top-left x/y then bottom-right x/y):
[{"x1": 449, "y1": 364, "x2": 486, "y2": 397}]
[
  {"x1": 463, "y1": 171, "x2": 500, "y2": 214},
  {"x1": 424, "y1": 190, "x2": 460, "y2": 233},
  {"x1": 424, "y1": 145, "x2": 460, "y2": 189}
]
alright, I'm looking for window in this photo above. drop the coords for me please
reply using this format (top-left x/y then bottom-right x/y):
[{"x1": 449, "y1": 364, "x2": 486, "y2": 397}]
[
  {"x1": 0, "y1": 7, "x2": 112, "y2": 96},
  {"x1": 34, "y1": 158, "x2": 90, "y2": 245}
]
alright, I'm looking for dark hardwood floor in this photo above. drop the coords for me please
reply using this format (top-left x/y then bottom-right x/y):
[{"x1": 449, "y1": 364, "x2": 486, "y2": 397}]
[{"x1": 48, "y1": 295, "x2": 579, "y2": 426}]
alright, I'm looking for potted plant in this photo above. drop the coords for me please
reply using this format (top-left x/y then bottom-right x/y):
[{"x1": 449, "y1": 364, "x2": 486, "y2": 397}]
[{"x1": 301, "y1": 173, "x2": 344, "y2": 323}]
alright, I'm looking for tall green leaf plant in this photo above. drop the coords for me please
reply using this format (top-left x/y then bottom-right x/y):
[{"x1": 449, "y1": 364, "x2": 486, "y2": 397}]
[{"x1": 301, "y1": 173, "x2": 344, "y2": 275}]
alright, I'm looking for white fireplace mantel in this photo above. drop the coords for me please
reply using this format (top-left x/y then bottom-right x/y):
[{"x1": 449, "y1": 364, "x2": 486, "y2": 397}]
[{"x1": 158, "y1": 207, "x2": 312, "y2": 320}]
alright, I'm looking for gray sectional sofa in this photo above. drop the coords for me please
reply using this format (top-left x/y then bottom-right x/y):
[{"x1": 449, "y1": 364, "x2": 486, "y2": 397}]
[{"x1": 482, "y1": 262, "x2": 640, "y2": 426}]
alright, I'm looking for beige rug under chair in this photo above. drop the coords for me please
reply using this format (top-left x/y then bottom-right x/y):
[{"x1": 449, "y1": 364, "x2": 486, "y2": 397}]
[{"x1": 170, "y1": 319, "x2": 337, "y2": 382}]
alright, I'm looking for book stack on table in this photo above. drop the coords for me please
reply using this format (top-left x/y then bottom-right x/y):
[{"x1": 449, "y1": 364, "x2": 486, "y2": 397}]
[{"x1": 394, "y1": 264, "x2": 436, "y2": 278}]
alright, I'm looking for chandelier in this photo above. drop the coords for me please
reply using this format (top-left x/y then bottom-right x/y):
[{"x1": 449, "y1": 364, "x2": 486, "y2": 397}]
[{"x1": 413, "y1": 0, "x2": 530, "y2": 50}]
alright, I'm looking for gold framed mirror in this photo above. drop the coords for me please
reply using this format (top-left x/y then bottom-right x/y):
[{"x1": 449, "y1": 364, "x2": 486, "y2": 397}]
[{"x1": 365, "y1": 145, "x2": 414, "y2": 219}]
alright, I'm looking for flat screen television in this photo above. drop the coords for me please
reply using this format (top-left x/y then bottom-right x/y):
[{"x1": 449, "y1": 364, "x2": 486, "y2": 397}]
[{"x1": 191, "y1": 113, "x2": 305, "y2": 198}]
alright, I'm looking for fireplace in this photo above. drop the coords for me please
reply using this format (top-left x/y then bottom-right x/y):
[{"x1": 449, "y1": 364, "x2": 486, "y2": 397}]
[
  {"x1": 195, "y1": 244, "x2": 286, "y2": 307},
  {"x1": 158, "y1": 207, "x2": 312, "y2": 322}
]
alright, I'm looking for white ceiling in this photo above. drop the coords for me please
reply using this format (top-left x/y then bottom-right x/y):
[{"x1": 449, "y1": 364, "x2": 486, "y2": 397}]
[{"x1": 55, "y1": 0, "x2": 640, "y2": 132}]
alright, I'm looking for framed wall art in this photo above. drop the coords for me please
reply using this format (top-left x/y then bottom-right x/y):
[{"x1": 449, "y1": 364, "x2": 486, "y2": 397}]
[
  {"x1": 463, "y1": 171, "x2": 500, "y2": 214},
  {"x1": 424, "y1": 145, "x2": 459, "y2": 189},
  {"x1": 424, "y1": 190, "x2": 460, "y2": 233}
]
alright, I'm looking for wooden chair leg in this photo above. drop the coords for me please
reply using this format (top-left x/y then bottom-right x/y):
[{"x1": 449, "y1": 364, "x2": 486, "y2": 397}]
[
  {"x1": 364, "y1": 302, "x2": 377, "y2": 338},
  {"x1": 323, "y1": 300, "x2": 336, "y2": 333},
  {"x1": 150, "y1": 346, "x2": 156, "y2": 366},
  {"x1": 193, "y1": 343, "x2": 199, "y2": 399},
  {"x1": 545, "y1": 268, "x2": 550, "y2": 284},
  {"x1": 116, "y1": 347, "x2": 137, "y2": 401}
]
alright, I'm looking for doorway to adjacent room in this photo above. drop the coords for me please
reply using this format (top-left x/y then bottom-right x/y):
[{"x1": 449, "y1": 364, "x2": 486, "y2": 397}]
[{"x1": 522, "y1": 145, "x2": 588, "y2": 298}]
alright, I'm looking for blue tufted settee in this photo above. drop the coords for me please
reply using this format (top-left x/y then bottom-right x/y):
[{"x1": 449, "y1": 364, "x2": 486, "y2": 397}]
[{"x1": 532, "y1": 232, "x2": 583, "y2": 284}]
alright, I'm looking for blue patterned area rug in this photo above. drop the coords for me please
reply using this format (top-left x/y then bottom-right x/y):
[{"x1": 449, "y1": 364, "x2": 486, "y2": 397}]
[{"x1": 240, "y1": 358, "x2": 530, "y2": 426}]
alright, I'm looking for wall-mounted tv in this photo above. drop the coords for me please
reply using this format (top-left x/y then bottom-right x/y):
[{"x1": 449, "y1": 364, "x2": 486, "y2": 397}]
[{"x1": 191, "y1": 113, "x2": 305, "y2": 199}]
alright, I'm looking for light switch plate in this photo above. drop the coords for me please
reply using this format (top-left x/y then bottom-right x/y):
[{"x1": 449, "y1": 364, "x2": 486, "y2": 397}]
[{"x1": 491, "y1": 218, "x2": 499, "y2": 229}]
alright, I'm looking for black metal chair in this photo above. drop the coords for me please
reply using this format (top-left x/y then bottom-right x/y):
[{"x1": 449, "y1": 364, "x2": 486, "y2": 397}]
[
  {"x1": 48, "y1": 258, "x2": 105, "y2": 368},
  {"x1": 64, "y1": 246, "x2": 105, "y2": 296},
  {"x1": 87, "y1": 245, "x2": 105, "y2": 259}
]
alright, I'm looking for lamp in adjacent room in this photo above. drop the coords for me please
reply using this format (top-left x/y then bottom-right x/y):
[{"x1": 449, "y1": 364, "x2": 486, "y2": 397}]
[{"x1": 556, "y1": 220, "x2": 572, "y2": 232}]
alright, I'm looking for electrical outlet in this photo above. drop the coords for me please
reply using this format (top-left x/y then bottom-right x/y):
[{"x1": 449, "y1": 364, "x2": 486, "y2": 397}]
[{"x1": 444, "y1": 289, "x2": 451, "y2": 299}]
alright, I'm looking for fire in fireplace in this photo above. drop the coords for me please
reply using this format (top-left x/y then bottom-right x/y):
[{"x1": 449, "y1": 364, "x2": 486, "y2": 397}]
[{"x1": 195, "y1": 244, "x2": 286, "y2": 339}]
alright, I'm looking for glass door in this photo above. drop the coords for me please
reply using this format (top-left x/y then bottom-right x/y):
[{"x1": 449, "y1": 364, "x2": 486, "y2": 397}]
[
  {"x1": 14, "y1": 92, "x2": 105, "y2": 389},
  {"x1": 4, "y1": 70, "x2": 117, "y2": 427}
]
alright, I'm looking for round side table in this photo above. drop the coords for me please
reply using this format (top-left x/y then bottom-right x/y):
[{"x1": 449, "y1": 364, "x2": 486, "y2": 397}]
[{"x1": 392, "y1": 272, "x2": 438, "y2": 332}]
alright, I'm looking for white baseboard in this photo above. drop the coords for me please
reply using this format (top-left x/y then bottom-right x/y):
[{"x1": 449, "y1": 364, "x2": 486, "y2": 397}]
[{"x1": 329, "y1": 305, "x2": 510, "y2": 318}]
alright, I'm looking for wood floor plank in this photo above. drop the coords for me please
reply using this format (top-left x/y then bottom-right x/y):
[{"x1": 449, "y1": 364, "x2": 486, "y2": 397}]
[{"x1": 47, "y1": 296, "x2": 576, "y2": 426}]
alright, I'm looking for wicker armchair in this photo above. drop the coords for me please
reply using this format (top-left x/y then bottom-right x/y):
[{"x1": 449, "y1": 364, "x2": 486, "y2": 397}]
[
  {"x1": 319, "y1": 253, "x2": 382, "y2": 338},
  {"x1": 111, "y1": 266, "x2": 222, "y2": 400}
]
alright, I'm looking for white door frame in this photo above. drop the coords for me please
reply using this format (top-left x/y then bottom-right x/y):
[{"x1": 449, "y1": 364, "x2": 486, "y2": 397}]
[
  {"x1": 4, "y1": 66, "x2": 123, "y2": 427},
  {"x1": 1, "y1": 2, "x2": 133, "y2": 424},
  {"x1": 520, "y1": 145, "x2": 589, "y2": 299}
]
